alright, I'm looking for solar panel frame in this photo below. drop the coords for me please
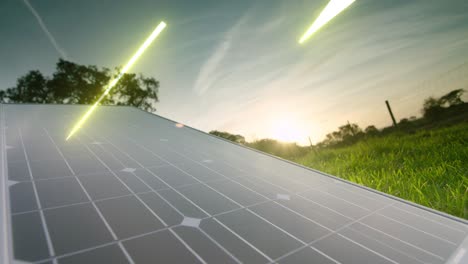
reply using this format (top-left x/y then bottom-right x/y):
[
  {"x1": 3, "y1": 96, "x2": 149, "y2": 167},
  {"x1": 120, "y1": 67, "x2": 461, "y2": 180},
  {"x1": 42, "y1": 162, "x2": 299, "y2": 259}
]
[{"x1": 0, "y1": 103, "x2": 467, "y2": 264}]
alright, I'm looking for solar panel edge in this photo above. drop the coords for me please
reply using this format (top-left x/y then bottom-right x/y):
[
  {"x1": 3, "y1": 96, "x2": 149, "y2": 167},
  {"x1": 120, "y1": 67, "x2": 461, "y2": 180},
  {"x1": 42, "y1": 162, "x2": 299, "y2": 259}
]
[
  {"x1": 446, "y1": 235, "x2": 468, "y2": 264},
  {"x1": 0, "y1": 104, "x2": 14, "y2": 264},
  {"x1": 131, "y1": 105, "x2": 468, "y2": 226}
]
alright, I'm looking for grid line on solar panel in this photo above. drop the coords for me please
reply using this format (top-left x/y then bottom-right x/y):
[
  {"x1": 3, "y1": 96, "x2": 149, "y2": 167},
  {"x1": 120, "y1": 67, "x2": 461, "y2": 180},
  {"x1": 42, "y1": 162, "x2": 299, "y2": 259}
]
[
  {"x1": 130, "y1": 137, "x2": 302, "y2": 199},
  {"x1": 117, "y1": 135, "x2": 352, "y2": 262},
  {"x1": 98, "y1": 139, "x2": 211, "y2": 217},
  {"x1": 355, "y1": 221, "x2": 445, "y2": 261},
  {"x1": 389, "y1": 204, "x2": 467, "y2": 235},
  {"x1": 11, "y1": 190, "x2": 152, "y2": 216},
  {"x1": 247, "y1": 209, "x2": 309, "y2": 245},
  {"x1": 34, "y1": 177, "x2": 89, "y2": 209},
  {"x1": 9, "y1": 179, "x2": 178, "y2": 213},
  {"x1": 37, "y1": 226, "x2": 173, "y2": 264},
  {"x1": 272, "y1": 202, "x2": 395, "y2": 263},
  {"x1": 78, "y1": 137, "x2": 170, "y2": 229},
  {"x1": 86, "y1": 131, "x2": 288, "y2": 262},
  {"x1": 212, "y1": 217, "x2": 274, "y2": 262},
  {"x1": 18, "y1": 128, "x2": 56, "y2": 261},
  {"x1": 89, "y1": 133, "x2": 267, "y2": 260},
  {"x1": 341, "y1": 226, "x2": 429, "y2": 264},
  {"x1": 297, "y1": 193, "x2": 357, "y2": 221},
  {"x1": 179, "y1": 143, "x2": 354, "y2": 201},
  {"x1": 339, "y1": 233, "x2": 399, "y2": 264},
  {"x1": 59, "y1": 244, "x2": 129, "y2": 264},
  {"x1": 80, "y1": 131, "x2": 249, "y2": 263},
  {"x1": 376, "y1": 213, "x2": 458, "y2": 245},
  {"x1": 196, "y1": 226, "x2": 243, "y2": 263},
  {"x1": 307, "y1": 247, "x2": 341, "y2": 264},
  {"x1": 174, "y1": 142, "x2": 411, "y2": 212},
  {"x1": 73, "y1": 136, "x2": 209, "y2": 263},
  {"x1": 176, "y1": 145, "x2": 392, "y2": 222},
  {"x1": 42, "y1": 127, "x2": 132, "y2": 262},
  {"x1": 168, "y1": 228, "x2": 207, "y2": 264},
  {"x1": 159, "y1": 143, "x2": 365, "y2": 227},
  {"x1": 167, "y1": 143, "x2": 331, "y2": 195},
  {"x1": 361, "y1": 214, "x2": 454, "y2": 260},
  {"x1": 79, "y1": 130, "x2": 246, "y2": 264},
  {"x1": 5, "y1": 163, "x2": 173, "y2": 185}
]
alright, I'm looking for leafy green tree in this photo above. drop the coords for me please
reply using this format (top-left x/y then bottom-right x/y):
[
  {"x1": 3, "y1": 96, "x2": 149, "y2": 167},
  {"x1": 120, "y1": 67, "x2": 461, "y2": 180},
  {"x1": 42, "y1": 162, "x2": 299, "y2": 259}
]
[
  {"x1": 0, "y1": 70, "x2": 49, "y2": 103},
  {"x1": 338, "y1": 123, "x2": 362, "y2": 139},
  {"x1": 422, "y1": 96, "x2": 443, "y2": 120},
  {"x1": 439, "y1": 89, "x2": 464, "y2": 107},
  {"x1": 0, "y1": 59, "x2": 159, "y2": 112},
  {"x1": 364, "y1": 125, "x2": 379, "y2": 135},
  {"x1": 422, "y1": 89, "x2": 465, "y2": 120},
  {"x1": 246, "y1": 139, "x2": 308, "y2": 158},
  {"x1": 209, "y1": 130, "x2": 246, "y2": 144},
  {"x1": 323, "y1": 122, "x2": 363, "y2": 146}
]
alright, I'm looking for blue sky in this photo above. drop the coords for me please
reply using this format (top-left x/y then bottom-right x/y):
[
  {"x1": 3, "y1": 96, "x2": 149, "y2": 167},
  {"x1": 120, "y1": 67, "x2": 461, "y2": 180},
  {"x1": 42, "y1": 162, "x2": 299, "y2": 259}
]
[{"x1": 1, "y1": 0, "x2": 468, "y2": 144}]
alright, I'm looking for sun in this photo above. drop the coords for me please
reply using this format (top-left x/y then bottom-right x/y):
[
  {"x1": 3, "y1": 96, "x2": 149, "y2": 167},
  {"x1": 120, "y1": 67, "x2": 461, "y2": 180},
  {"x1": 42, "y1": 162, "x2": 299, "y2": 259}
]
[{"x1": 271, "y1": 117, "x2": 308, "y2": 143}]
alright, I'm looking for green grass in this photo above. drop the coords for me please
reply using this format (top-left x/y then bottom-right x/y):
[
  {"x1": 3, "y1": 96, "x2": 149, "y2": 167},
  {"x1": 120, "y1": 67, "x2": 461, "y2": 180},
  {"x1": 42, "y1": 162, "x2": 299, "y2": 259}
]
[{"x1": 289, "y1": 123, "x2": 468, "y2": 219}]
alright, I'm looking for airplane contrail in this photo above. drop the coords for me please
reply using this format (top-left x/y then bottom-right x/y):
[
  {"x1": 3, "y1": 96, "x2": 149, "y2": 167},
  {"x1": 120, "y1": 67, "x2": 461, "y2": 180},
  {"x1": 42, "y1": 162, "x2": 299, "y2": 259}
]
[{"x1": 22, "y1": 0, "x2": 68, "y2": 59}]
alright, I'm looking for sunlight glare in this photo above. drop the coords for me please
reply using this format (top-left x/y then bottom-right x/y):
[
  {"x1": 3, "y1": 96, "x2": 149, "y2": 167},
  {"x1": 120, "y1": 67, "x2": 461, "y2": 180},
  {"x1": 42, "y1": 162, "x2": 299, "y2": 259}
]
[{"x1": 271, "y1": 117, "x2": 308, "y2": 143}]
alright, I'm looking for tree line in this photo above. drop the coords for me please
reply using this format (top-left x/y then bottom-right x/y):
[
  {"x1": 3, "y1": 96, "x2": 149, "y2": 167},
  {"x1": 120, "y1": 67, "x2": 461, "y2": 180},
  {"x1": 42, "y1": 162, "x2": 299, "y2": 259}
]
[{"x1": 0, "y1": 59, "x2": 159, "y2": 112}]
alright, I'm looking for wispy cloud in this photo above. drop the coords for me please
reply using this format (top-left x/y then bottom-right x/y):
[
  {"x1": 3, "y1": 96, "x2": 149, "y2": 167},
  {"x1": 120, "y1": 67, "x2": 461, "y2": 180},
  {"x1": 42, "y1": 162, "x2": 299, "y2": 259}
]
[
  {"x1": 22, "y1": 0, "x2": 68, "y2": 59},
  {"x1": 193, "y1": 16, "x2": 246, "y2": 95},
  {"x1": 258, "y1": 16, "x2": 285, "y2": 33}
]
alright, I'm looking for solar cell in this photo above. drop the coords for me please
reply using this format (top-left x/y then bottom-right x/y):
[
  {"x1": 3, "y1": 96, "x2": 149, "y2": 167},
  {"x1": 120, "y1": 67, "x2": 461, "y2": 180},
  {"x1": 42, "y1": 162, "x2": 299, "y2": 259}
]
[{"x1": 1, "y1": 104, "x2": 467, "y2": 264}]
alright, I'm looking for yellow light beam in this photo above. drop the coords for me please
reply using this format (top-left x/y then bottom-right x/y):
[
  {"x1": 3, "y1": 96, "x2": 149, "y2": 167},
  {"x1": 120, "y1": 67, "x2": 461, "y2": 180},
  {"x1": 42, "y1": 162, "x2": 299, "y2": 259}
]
[
  {"x1": 299, "y1": 0, "x2": 355, "y2": 44},
  {"x1": 66, "y1": 21, "x2": 167, "y2": 140}
]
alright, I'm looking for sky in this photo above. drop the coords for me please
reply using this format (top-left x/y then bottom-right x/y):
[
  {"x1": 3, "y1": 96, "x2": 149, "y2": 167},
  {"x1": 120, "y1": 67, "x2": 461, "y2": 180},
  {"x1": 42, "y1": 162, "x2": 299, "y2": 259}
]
[{"x1": 1, "y1": 0, "x2": 468, "y2": 145}]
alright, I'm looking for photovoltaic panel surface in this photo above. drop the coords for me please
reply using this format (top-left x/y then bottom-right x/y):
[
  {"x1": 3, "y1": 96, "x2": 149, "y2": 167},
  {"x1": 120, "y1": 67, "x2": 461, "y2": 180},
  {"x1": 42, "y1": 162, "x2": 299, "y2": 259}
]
[{"x1": 0, "y1": 104, "x2": 467, "y2": 264}]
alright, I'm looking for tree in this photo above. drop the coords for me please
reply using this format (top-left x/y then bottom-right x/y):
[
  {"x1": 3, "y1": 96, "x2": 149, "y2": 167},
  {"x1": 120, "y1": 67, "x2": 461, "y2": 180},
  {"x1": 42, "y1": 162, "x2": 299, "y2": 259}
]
[
  {"x1": 0, "y1": 70, "x2": 48, "y2": 103},
  {"x1": 364, "y1": 125, "x2": 379, "y2": 135},
  {"x1": 323, "y1": 122, "x2": 363, "y2": 146},
  {"x1": 0, "y1": 59, "x2": 159, "y2": 112},
  {"x1": 246, "y1": 139, "x2": 308, "y2": 158},
  {"x1": 209, "y1": 130, "x2": 246, "y2": 144},
  {"x1": 422, "y1": 96, "x2": 443, "y2": 120},
  {"x1": 439, "y1": 89, "x2": 464, "y2": 107},
  {"x1": 421, "y1": 89, "x2": 465, "y2": 120},
  {"x1": 338, "y1": 123, "x2": 362, "y2": 139}
]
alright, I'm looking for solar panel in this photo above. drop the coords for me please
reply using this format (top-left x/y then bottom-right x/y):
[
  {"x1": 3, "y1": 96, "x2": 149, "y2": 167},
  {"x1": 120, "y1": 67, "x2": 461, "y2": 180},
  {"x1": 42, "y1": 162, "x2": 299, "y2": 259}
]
[{"x1": 1, "y1": 104, "x2": 467, "y2": 264}]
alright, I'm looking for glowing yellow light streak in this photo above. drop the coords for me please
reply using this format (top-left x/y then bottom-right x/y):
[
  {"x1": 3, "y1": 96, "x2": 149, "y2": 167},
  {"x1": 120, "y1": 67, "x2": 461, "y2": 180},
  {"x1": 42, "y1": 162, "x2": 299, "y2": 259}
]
[
  {"x1": 299, "y1": 0, "x2": 355, "y2": 44},
  {"x1": 66, "y1": 21, "x2": 167, "y2": 140}
]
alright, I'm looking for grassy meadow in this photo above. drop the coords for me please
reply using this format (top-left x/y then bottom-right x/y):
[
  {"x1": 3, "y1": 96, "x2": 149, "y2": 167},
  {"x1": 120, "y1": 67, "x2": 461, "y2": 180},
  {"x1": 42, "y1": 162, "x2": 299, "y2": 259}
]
[
  {"x1": 287, "y1": 123, "x2": 468, "y2": 219},
  {"x1": 214, "y1": 94, "x2": 467, "y2": 218}
]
